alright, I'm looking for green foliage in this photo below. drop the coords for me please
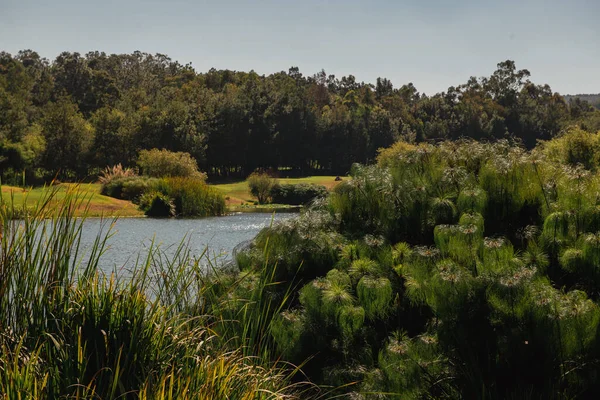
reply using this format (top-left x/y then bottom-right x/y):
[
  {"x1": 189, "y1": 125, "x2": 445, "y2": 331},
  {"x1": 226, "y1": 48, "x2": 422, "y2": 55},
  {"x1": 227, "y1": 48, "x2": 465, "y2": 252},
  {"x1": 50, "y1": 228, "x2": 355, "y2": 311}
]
[
  {"x1": 137, "y1": 148, "x2": 206, "y2": 179},
  {"x1": 326, "y1": 268, "x2": 352, "y2": 288},
  {"x1": 138, "y1": 190, "x2": 175, "y2": 217},
  {"x1": 391, "y1": 241, "x2": 412, "y2": 272},
  {"x1": 348, "y1": 258, "x2": 381, "y2": 282},
  {"x1": 457, "y1": 187, "x2": 487, "y2": 214},
  {"x1": 248, "y1": 209, "x2": 341, "y2": 282},
  {"x1": 368, "y1": 333, "x2": 456, "y2": 399},
  {"x1": 270, "y1": 310, "x2": 306, "y2": 359},
  {"x1": 100, "y1": 176, "x2": 160, "y2": 203},
  {"x1": 247, "y1": 171, "x2": 276, "y2": 204},
  {"x1": 356, "y1": 276, "x2": 393, "y2": 319},
  {"x1": 0, "y1": 190, "x2": 304, "y2": 398},
  {"x1": 322, "y1": 281, "x2": 354, "y2": 318},
  {"x1": 429, "y1": 194, "x2": 457, "y2": 226},
  {"x1": 101, "y1": 175, "x2": 225, "y2": 217},
  {"x1": 337, "y1": 305, "x2": 365, "y2": 336},
  {"x1": 376, "y1": 140, "x2": 417, "y2": 168},
  {"x1": 3, "y1": 50, "x2": 598, "y2": 184},
  {"x1": 237, "y1": 137, "x2": 600, "y2": 397},
  {"x1": 270, "y1": 183, "x2": 328, "y2": 205},
  {"x1": 159, "y1": 176, "x2": 226, "y2": 217},
  {"x1": 330, "y1": 164, "x2": 402, "y2": 239},
  {"x1": 541, "y1": 127, "x2": 600, "y2": 170},
  {"x1": 40, "y1": 97, "x2": 95, "y2": 178}
]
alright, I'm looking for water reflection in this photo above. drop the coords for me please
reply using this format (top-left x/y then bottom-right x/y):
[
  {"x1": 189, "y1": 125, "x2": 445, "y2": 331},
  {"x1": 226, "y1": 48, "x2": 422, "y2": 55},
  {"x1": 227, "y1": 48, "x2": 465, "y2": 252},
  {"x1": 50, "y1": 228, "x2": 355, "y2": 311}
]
[{"x1": 77, "y1": 212, "x2": 295, "y2": 274}]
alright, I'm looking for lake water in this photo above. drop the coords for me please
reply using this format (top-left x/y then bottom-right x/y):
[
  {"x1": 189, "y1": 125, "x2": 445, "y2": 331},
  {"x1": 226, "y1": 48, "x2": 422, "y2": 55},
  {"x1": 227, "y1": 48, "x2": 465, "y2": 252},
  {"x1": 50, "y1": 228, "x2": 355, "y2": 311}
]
[{"x1": 77, "y1": 212, "x2": 296, "y2": 274}]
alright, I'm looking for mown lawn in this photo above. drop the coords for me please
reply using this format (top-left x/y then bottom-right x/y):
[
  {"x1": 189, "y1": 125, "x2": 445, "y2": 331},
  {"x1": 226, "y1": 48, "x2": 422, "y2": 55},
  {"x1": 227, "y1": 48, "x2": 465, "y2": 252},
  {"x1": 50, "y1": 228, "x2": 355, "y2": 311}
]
[
  {"x1": 211, "y1": 176, "x2": 348, "y2": 207},
  {"x1": 0, "y1": 183, "x2": 143, "y2": 217}
]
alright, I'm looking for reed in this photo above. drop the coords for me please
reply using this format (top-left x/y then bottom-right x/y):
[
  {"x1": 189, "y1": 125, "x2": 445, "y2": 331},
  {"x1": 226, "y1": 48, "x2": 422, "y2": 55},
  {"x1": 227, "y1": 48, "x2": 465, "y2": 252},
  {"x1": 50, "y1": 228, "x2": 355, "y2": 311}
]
[{"x1": 0, "y1": 185, "x2": 306, "y2": 399}]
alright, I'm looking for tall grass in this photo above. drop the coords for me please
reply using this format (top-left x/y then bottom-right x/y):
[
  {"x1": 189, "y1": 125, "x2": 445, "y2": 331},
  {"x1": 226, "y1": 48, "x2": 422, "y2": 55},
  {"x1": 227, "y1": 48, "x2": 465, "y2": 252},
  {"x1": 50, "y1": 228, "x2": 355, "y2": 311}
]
[
  {"x1": 0, "y1": 185, "x2": 307, "y2": 399},
  {"x1": 159, "y1": 177, "x2": 226, "y2": 217},
  {"x1": 233, "y1": 138, "x2": 600, "y2": 398}
]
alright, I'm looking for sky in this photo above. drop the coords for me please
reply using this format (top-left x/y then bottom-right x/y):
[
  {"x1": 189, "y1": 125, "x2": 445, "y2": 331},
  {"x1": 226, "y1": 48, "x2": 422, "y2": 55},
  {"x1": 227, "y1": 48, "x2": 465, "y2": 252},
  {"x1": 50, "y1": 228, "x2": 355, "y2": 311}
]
[{"x1": 1, "y1": 0, "x2": 598, "y2": 95}]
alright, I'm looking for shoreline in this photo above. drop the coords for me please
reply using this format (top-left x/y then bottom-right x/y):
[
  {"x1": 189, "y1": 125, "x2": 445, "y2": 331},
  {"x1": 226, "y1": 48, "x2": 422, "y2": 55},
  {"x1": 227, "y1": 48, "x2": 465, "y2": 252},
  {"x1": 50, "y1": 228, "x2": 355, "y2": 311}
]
[{"x1": 2, "y1": 176, "x2": 345, "y2": 219}]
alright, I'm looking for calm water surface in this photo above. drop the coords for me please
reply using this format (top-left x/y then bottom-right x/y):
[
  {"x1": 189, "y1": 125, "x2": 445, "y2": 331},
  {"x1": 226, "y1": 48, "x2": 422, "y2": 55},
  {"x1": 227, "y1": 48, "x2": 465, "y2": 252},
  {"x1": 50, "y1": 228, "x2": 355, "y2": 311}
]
[{"x1": 78, "y1": 212, "x2": 295, "y2": 274}]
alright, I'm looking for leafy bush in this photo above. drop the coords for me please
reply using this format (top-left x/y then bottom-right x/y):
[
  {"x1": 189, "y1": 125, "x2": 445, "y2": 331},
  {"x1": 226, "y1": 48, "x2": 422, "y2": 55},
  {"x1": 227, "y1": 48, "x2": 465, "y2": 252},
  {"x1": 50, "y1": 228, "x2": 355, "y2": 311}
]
[
  {"x1": 120, "y1": 177, "x2": 161, "y2": 203},
  {"x1": 100, "y1": 176, "x2": 160, "y2": 203},
  {"x1": 158, "y1": 177, "x2": 226, "y2": 217},
  {"x1": 247, "y1": 171, "x2": 276, "y2": 204},
  {"x1": 540, "y1": 127, "x2": 600, "y2": 170},
  {"x1": 138, "y1": 190, "x2": 175, "y2": 217},
  {"x1": 105, "y1": 176, "x2": 226, "y2": 217},
  {"x1": 235, "y1": 137, "x2": 600, "y2": 397},
  {"x1": 137, "y1": 148, "x2": 206, "y2": 179},
  {"x1": 376, "y1": 140, "x2": 417, "y2": 168},
  {"x1": 270, "y1": 183, "x2": 327, "y2": 205}
]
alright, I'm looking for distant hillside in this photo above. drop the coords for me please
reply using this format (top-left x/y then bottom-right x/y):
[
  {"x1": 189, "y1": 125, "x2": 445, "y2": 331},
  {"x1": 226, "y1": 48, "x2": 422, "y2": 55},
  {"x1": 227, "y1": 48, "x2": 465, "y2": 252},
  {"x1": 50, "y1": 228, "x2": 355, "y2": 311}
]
[{"x1": 564, "y1": 93, "x2": 600, "y2": 109}]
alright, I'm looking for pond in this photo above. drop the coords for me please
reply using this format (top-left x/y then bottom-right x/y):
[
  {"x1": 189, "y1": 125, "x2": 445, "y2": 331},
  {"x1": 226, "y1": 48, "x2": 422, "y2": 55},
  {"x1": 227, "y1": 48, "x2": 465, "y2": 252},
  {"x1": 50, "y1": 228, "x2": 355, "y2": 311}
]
[{"x1": 77, "y1": 212, "x2": 296, "y2": 274}]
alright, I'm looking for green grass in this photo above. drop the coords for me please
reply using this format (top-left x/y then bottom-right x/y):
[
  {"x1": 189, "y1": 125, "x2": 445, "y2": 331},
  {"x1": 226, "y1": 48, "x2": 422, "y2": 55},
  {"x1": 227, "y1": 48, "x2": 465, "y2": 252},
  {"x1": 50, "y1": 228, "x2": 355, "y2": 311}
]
[
  {"x1": 0, "y1": 187, "x2": 309, "y2": 399},
  {"x1": 1, "y1": 183, "x2": 143, "y2": 217},
  {"x1": 212, "y1": 176, "x2": 347, "y2": 208}
]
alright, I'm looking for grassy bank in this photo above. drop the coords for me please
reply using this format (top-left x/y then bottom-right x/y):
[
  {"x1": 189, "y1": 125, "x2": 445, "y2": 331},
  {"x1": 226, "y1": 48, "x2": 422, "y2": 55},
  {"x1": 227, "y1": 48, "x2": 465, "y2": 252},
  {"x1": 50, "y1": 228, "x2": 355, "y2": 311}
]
[
  {"x1": 213, "y1": 176, "x2": 347, "y2": 208},
  {"x1": 0, "y1": 176, "x2": 348, "y2": 217},
  {"x1": 1, "y1": 183, "x2": 143, "y2": 217}
]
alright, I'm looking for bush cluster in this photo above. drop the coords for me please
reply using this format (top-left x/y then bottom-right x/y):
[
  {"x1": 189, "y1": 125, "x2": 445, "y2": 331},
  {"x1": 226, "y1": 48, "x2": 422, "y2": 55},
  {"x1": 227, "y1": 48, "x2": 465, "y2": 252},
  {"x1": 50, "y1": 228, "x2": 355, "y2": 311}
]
[
  {"x1": 137, "y1": 148, "x2": 207, "y2": 180},
  {"x1": 101, "y1": 176, "x2": 161, "y2": 203},
  {"x1": 100, "y1": 149, "x2": 224, "y2": 217},
  {"x1": 234, "y1": 134, "x2": 600, "y2": 398},
  {"x1": 247, "y1": 171, "x2": 276, "y2": 204},
  {"x1": 157, "y1": 177, "x2": 226, "y2": 217},
  {"x1": 270, "y1": 183, "x2": 327, "y2": 205}
]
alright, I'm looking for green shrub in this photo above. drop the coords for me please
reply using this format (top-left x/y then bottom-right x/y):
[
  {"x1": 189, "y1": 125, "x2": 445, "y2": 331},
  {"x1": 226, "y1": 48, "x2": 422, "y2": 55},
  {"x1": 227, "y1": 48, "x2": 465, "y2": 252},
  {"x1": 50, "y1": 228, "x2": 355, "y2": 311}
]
[
  {"x1": 101, "y1": 176, "x2": 160, "y2": 203},
  {"x1": 356, "y1": 276, "x2": 393, "y2": 319},
  {"x1": 541, "y1": 127, "x2": 600, "y2": 170},
  {"x1": 376, "y1": 140, "x2": 417, "y2": 168},
  {"x1": 100, "y1": 176, "x2": 129, "y2": 198},
  {"x1": 159, "y1": 177, "x2": 226, "y2": 217},
  {"x1": 121, "y1": 177, "x2": 161, "y2": 203},
  {"x1": 138, "y1": 190, "x2": 175, "y2": 217},
  {"x1": 137, "y1": 148, "x2": 206, "y2": 179},
  {"x1": 247, "y1": 171, "x2": 276, "y2": 204},
  {"x1": 270, "y1": 183, "x2": 327, "y2": 205}
]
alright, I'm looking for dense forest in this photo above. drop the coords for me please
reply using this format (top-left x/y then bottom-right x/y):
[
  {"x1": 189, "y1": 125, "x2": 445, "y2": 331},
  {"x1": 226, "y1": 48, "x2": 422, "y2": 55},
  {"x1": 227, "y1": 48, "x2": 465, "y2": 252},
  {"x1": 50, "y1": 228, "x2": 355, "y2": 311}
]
[{"x1": 1, "y1": 50, "x2": 600, "y2": 183}]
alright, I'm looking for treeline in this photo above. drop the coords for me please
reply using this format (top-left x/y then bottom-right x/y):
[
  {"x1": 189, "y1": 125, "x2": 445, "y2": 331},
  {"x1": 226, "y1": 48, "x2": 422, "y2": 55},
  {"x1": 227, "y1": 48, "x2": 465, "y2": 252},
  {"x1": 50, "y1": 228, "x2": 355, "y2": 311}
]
[
  {"x1": 564, "y1": 93, "x2": 600, "y2": 110},
  {"x1": 1, "y1": 50, "x2": 599, "y2": 182}
]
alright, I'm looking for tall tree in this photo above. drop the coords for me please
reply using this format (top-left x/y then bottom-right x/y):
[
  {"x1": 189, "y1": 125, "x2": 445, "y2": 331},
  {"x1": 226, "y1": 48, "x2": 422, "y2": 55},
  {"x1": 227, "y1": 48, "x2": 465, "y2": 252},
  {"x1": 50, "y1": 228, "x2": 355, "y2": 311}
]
[{"x1": 41, "y1": 97, "x2": 94, "y2": 177}]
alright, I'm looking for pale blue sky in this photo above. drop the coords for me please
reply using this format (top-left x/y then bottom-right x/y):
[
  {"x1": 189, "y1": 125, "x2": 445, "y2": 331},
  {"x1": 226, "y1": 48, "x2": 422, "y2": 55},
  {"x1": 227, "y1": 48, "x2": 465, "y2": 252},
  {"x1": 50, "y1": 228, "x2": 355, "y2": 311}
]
[{"x1": 1, "y1": 0, "x2": 598, "y2": 95}]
